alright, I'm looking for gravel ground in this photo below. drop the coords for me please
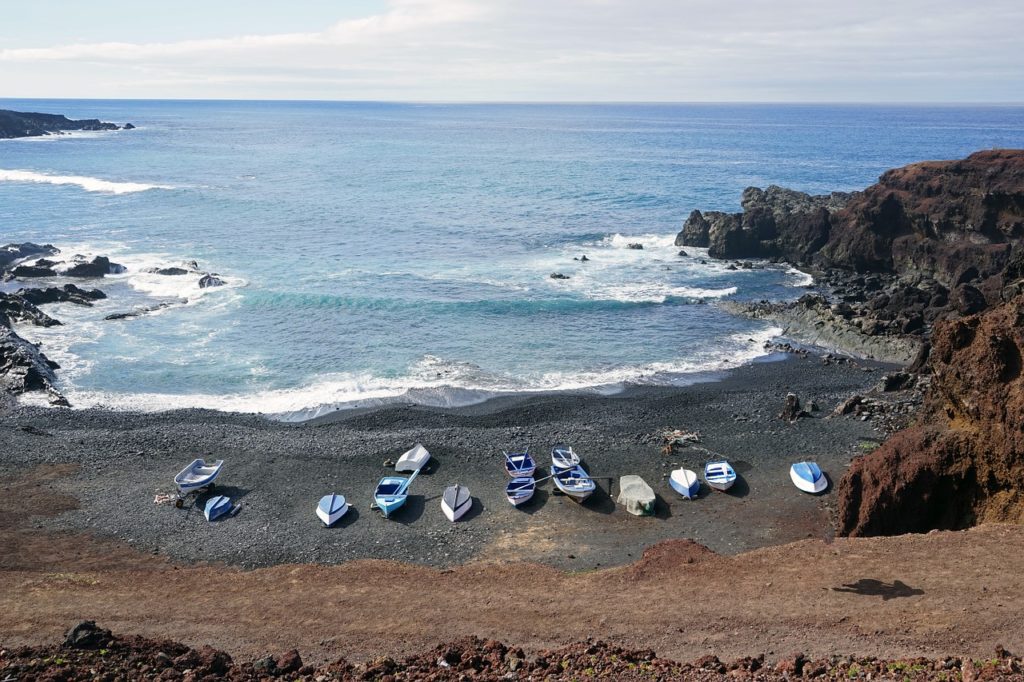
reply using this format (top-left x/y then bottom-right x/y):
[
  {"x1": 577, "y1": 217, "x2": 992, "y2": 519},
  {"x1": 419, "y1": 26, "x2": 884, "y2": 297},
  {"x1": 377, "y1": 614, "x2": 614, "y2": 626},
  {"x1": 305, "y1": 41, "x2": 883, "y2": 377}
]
[{"x1": 0, "y1": 352, "x2": 891, "y2": 570}]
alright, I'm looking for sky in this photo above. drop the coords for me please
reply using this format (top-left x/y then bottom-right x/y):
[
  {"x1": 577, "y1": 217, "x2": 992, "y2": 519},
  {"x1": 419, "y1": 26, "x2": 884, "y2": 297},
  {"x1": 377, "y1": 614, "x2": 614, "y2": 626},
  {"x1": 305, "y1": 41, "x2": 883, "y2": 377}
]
[{"x1": 1, "y1": 0, "x2": 1022, "y2": 102}]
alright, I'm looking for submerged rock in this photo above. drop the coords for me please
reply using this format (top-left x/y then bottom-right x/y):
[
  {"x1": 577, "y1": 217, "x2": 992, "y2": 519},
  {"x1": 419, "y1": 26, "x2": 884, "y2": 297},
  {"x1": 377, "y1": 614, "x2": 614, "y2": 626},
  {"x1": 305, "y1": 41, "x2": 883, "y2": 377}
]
[{"x1": 549, "y1": 272, "x2": 570, "y2": 280}]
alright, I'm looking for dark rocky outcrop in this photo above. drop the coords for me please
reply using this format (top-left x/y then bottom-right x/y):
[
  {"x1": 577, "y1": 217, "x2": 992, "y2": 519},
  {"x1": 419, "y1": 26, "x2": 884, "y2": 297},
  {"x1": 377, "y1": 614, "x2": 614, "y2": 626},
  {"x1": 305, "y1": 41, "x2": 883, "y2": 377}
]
[
  {"x1": 63, "y1": 256, "x2": 126, "y2": 278},
  {"x1": 17, "y1": 284, "x2": 106, "y2": 307},
  {"x1": 0, "y1": 242, "x2": 59, "y2": 270},
  {"x1": 549, "y1": 272, "x2": 570, "y2": 280},
  {"x1": 0, "y1": 324, "x2": 64, "y2": 404},
  {"x1": 145, "y1": 266, "x2": 189, "y2": 276},
  {"x1": 0, "y1": 292, "x2": 62, "y2": 327},
  {"x1": 0, "y1": 109, "x2": 131, "y2": 139}
]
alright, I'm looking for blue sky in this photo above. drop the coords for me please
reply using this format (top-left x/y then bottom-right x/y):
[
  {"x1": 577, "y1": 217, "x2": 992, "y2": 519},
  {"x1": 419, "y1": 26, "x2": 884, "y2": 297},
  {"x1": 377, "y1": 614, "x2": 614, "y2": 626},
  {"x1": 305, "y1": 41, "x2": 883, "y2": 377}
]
[{"x1": 1, "y1": 0, "x2": 1022, "y2": 102}]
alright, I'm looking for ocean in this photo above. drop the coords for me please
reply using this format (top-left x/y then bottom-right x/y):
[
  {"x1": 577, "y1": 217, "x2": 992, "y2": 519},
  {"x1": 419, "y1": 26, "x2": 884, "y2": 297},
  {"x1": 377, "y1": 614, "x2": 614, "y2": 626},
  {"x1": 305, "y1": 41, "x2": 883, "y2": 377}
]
[{"x1": 2, "y1": 100, "x2": 1023, "y2": 419}]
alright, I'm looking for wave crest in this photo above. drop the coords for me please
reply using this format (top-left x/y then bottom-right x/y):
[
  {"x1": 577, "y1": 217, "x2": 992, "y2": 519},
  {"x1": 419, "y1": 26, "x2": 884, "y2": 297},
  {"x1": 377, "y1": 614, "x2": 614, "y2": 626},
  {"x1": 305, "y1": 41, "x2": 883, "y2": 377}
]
[{"x1": 0, "y1": 169, "x2": 174, "y2": 194}]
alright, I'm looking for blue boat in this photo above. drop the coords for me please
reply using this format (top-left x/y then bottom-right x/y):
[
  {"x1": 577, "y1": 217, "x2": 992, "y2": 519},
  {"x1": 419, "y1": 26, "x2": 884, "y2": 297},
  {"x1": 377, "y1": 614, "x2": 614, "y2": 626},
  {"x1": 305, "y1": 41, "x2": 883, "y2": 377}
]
[
  {"x1": 203, "y1": 495, "x2": 232, "y2": 521},
  {"x1": 551, "y1": 464, "x2": 596, "y2": 502},
  {"x1": 704, "y1": 461, "x2": 737, "y2": 492},
  {"x1": 504, "y1": 449, "x2": 536, "y2": 477},
  {"x1": 790, "y1": 461, "x2": 828, "y2": 493},
  {"x1": 669, "y1": 468, "x2": 700, "y2": 499},
  {"x1": 373, "y1": 468, "x2": 421, "y2": 518},
  {"x1": 505, "y1": 476, "x2": 536, "y2": 506},
  {"x1": 316, "y1": 493, "x2": 349, "y2": 526}
]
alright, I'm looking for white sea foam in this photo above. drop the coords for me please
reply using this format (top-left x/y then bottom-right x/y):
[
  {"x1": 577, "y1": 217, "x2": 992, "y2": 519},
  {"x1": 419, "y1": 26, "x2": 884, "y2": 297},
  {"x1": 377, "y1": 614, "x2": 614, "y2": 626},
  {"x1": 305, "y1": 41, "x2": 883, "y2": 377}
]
[
  {"x1": 786, "y1": 266, "x2": 815, "y2": 287},
  {"x1": 0, "y1": 169, "x2": 174, "y2": 194},
  {"x1": 45, "y1": 327, "x2": 784, "y2": 420},
  {"x1": 582, "y1": 282, "x2": 737, "y2": 303}
]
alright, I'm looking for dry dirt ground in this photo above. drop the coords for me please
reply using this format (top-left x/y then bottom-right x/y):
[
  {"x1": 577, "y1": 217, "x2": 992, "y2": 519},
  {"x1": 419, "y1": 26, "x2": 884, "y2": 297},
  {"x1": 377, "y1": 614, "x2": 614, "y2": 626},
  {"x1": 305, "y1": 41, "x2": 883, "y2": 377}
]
[{"x1": 2, "y1": 464, "x2": 1022, "y2": 668}]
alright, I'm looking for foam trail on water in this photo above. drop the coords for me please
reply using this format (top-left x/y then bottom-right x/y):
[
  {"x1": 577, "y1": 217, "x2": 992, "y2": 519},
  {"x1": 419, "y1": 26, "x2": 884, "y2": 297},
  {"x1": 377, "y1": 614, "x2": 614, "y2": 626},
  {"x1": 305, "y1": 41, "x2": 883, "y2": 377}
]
[{"x1": 0, "y1": 169, "x2": 174, "y2": 194}]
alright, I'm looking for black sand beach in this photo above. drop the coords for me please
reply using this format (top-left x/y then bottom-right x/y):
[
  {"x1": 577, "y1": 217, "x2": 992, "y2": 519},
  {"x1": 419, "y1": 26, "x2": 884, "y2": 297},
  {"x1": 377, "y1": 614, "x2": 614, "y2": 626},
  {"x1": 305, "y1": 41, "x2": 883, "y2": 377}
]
[{"x1": 1, "y1": 352, "x2": 894, "y2": 571}]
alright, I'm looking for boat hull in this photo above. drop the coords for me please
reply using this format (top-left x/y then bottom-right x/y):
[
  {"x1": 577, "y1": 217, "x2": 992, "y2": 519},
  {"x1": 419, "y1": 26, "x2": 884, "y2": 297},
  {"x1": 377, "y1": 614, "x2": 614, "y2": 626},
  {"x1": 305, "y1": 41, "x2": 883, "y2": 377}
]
[
  {"x1": 669, "y1": 469, "x2": 700, "y2": 499},
  {"x1": 374, "y1": 495, "x2": 407, "y2": 518},
  {"x1": 504, "y1": 453, "x2": 536, "y2": 478},
  {"x1": 552, "y1": 465, "x2": 595, "y2": 502},
  {"x1": 704, "y1": 461, "x2": 737, "y2": 492},
  {"x1": 441, "y1": 485, "x2": 472, "y2": 522},
  {"x1": 317, "y1": 494, "x2": 349, "y2": 526},
  {"x1": 550, "y1": 445, "x2": 580, "y2": 470},
  {"x1": 203, "y1": 495, "x2": 232, "y2": 521},
  {"x1": 790, "y1": 463, "x2": 828, "y2": 493}
]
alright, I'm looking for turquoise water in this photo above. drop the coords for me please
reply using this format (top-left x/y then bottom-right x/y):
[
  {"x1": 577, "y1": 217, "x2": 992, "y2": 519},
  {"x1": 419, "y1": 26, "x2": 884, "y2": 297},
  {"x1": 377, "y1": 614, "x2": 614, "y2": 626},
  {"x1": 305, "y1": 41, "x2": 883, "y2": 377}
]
[{"x1": 2, "y1": 101, "x2": 1023, "y2": 417}]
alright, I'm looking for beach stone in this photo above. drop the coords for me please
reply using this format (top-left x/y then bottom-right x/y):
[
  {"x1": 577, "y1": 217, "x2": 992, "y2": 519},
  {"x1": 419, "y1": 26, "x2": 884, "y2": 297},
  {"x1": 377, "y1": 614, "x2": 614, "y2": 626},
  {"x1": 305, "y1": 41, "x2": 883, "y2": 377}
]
[
  {"x1": 779, "y1": 393, "x2": 809, "y2": 422},
  {"x1": 617, "y1": 475, "x2": 656, "y2": 516},
  {"x1": 275, "y1": 649, "x2": 303, "y2": 674}
]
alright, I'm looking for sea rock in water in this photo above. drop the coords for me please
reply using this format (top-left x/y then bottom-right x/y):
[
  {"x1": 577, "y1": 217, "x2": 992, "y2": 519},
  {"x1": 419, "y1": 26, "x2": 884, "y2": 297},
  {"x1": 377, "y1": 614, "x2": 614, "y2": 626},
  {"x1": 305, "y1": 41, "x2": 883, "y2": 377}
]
[
  {"x1": 549, "y1": 272, "x2": 570, "y2": 280},
  {"x1": 63, "y1": 256, "x2": 126, "y2": 278},
  {"x1": 0, "y1": 324, "x2": 63, "y2": 400},
  {"x1": 199, "y1": 274, "x2": 225, "y2": 288},
  {"x1": 626, "y1": 243, "x2": 644, "y2": 250},
  {"x1": 145, "y1": 266, "x2": 189, "y2": 276},
  {"x1": 0, "y1": 292, "x2": 62, "y2": 327},
  {"x1": 17, "y1": 284, "x2": 106, "y2": 307},
  {"x1": 0, "y1": 242, "x2": 59, "y2": 270},
  {"x1": 617, "y1": 475, "x2": 656, "y2": 516},
  {"x1": 10, "y1": 265, "x2": 56, "y2": 278}
]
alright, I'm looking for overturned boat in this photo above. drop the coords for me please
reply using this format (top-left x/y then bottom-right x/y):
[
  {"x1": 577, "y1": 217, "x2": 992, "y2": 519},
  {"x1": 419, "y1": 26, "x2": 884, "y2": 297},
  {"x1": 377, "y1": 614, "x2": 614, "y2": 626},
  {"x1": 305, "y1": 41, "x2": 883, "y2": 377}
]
[
  {"x1": 316, "y1": 493, "x2": 350, "y2": 526},
  {"x1": 669, "y1": 468, "x2": 700, "y2": 499},
  {"x1": 790, "y1": 461, "x2": 828, "y2": 494},
  {"x1": 203, "y1": 495, "x2": 232, "y2": 521},
  {"x1": 395, "y1": 443, "x2": 431, "y2": 473},
  {"x1": 441, "y1": 484, "x2": 472, "y2": 522}
]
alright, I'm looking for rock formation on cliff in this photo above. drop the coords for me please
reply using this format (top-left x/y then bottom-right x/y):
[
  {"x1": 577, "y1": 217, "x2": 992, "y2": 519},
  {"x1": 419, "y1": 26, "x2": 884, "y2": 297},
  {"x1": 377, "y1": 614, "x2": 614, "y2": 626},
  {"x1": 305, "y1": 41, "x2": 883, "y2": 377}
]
[{"x1": 0, "y1": 109, "x2": 131, "y2": 139}]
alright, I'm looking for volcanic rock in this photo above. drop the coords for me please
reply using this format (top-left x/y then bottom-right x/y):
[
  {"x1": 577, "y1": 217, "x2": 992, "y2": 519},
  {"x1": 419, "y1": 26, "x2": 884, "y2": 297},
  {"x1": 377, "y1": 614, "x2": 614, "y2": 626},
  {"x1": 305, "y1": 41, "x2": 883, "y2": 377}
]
[
  {"x1": 0, "y1": 242, "x2": 59, "y2": 270},
  {"x1": 63, "y1": 256, "x2": 126, "y2": 277},
  {"x1": 0, "y1": 109, "x2": 125, "y2": 139},
  {"x1": 64, "y1": 620, "x2": 112, "y2": 649},
  {"x1": 17, "y1": 284, "x2": 106, "y2": 306}
]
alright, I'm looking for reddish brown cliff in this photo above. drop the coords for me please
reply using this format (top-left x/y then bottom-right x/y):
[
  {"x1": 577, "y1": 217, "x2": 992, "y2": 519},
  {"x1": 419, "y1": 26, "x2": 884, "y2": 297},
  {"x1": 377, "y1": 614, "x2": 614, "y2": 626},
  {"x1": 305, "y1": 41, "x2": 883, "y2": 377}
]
[{"x1": 837, "y1": 296, "x2": 1024, "y2": 535}]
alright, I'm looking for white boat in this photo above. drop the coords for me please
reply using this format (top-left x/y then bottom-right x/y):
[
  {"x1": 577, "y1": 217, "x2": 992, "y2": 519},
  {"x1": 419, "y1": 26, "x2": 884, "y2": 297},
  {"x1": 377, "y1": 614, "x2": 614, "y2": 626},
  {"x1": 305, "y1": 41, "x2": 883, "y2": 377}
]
[
  {"x1": 505, "y1": 477, "x2": 535, "y2": 506},
  {"x1": 441, "y1": 484, "x2": 472, "y2": 522},
  {"x1": 203, "y1": 495, "x2": 232, "y2": 521},
  {"x1": 704, "y1": 461, "x2": 737, "y2": 492},
  {"x1": 174, "y1": 458, "x2": 223, "y2": 494},
  {"x1": 551, "y1": 444, "x2": 580, "y2": 470},
  {"x1": 551, "y1": 464, "x2": 596, "y2": 502},
  {"x1": 316, "y1": 493, "x2": 349, "y2": 526},
  {"x1": 669, "y1": 468, "x2": 700, "y2": 499},
  {"x1": 395, "y1": 443, "x2": 431, "y2": 472},
  {"x1": 504, "y1": 450, "x2": 536, "y2": 477},
  {"x1": 790, "y1": 461, "x2": 828, "y2": 493}
]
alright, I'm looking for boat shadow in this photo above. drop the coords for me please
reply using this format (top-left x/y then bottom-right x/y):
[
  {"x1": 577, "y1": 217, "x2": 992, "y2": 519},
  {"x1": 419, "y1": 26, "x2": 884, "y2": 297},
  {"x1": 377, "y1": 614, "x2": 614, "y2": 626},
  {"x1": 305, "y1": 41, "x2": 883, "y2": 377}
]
[
  {"x1": 723, "y1": 475, "x2": 750, "y2": 498},
  {"x1": 516, "y1": 488, "x2": 550, "y2": 514},
  {"x1": 653, "y1": 492, "x2": 673, "y2": 519},
  {"x1": 579, "y1": 485, "x2": 616, "y2": 515},
  {"x1": 324, "y1": 506, "x2": 360, "y2": 529},
  {"x1": 390, "y1": 495, "x2": 426, "y2": 525},
  {"x1": 460, "y1": 498, "x2": 485, "y2": 522}
]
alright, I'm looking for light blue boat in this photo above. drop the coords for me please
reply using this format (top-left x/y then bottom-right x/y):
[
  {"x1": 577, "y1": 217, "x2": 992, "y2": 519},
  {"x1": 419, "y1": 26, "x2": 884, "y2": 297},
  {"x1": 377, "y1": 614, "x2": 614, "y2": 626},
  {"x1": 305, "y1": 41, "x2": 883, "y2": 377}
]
[
  {"x1": 203, "y1": 495, "x2": 232, "y2": 521},
  {"x1": 373, "y1": 468, "x2": 421, "y2": 518},
  {"x1": 317, "y1": 493, "x2": 349, "y2": 526},
  {"x1": 790, "y1": 461, "x2": 828, "y2": 493},
  {"x1": 669, "y1": 468, "x2": 700, "y2": 499},
  {"x1": 704, "y1": 460, "x2": 737, "y2": 492},
  {"x1": 551, "y1": 464, "x2": 596, "y2": 502}
]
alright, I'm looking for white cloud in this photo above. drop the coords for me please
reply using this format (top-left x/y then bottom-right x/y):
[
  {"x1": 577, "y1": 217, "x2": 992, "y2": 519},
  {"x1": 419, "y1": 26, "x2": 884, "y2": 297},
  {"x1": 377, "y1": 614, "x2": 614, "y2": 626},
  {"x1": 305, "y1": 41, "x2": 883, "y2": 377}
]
[{"x1": 1, "y1": 0, "x2": 1022, "y2": 101}]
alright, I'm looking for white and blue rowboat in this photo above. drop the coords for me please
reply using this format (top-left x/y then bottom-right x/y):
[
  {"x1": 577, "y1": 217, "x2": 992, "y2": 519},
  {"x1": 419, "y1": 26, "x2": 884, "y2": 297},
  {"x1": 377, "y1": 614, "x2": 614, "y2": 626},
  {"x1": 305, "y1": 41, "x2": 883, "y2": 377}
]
[
  {"x1": 790, "y1": 461, "x2": 828, "y2": 494},
  {"x1": 504, "y1": 450, "x2": 536, "y2": 478},
  {"x1": 316, "y1": 493, "x2": 350, "y2": 526},
  {"x1": 505, "y1": 476, "x2": 535, "y2": 506},
  {"x1": 551, "y1": 444, "x2": 580, "y2": 470},
  {"x1": 373, "y1": 468, "x2": 421, "y2": 519},
  {"x1": 669, "y1": 468, "x2": 700, "y2": 499},
  {"x1": 174, "y1": 458, "x2": 224, "y2": 495},
  {"x1": 203, "y1": 495, "x2": 232, "y2": 521},
  {"x1": 704, "y1": 461, "x2": 737, "y2": 492},
  {"x1": 395, "y1": 443, "x2": 431, "y2": 473},
  {"x1": 441, "y1": 484, "x2": 472, "y2": 522},
  {"x1": 552, "y1": 464, "x2": 596, "y2": 502}
]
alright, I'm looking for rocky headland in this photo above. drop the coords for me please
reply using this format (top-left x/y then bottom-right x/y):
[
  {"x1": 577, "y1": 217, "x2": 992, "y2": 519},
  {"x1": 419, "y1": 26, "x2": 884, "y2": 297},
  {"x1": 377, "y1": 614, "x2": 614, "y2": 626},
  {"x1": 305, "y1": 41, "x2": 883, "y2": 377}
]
[
  {"x1": 0, "y1": 109, "x2": 134, "y2": 139},
  {"x1": 681, "y1": 149, "x2": 1024, "y2": 539}
]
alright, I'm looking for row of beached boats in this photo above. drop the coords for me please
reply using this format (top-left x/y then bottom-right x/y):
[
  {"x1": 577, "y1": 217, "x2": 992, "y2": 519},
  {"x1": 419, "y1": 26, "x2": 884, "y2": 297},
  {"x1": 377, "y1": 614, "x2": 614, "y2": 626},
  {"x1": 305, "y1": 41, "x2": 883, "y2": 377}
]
[{"x1": 173, "y1": 443, "x2": 829, "y2": 525}]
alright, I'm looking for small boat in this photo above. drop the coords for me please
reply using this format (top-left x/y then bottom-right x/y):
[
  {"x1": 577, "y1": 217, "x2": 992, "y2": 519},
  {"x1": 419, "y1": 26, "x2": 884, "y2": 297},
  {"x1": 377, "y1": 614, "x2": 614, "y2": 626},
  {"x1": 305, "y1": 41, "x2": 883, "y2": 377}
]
[
  {"x1": 704, "y1": 460, "x2": 737, "y2": 492},
  {"x1": 551, "y1": 444, "x2": 580, "y2": 470},
  {"x1": 551, "y1": 464, "x2": 596, "y2": 502},
  {"x1": 395, "y1": 443, "x2": 431, "y2": 473},
  {"x1": 203, "y1": 495, "x2": 232, "y2": 521},
  {"x1": 174, "y1": 458, "x2": 224, "y2": 494},
  {"x1": 316, "y1": 493, "x2": 349, "y2": 526},
  {"x1": 669, "y1": 468, "x2": 700, "y2": 499},
  {"x1": 505, "y1": 476, "x2": 535, "y2": 506},
  {"x1": 373, "y1": 468, "x2": 421, "y2": 519},
  {"x1": 790, "y1": 461, "x2": 828, "y2": 493},
  {"x1": 504, "y1": 450, "x2": 536, "y2": 477},
  {"x1": 441, "y1": 484, "x2": 472, "y2": 522}
]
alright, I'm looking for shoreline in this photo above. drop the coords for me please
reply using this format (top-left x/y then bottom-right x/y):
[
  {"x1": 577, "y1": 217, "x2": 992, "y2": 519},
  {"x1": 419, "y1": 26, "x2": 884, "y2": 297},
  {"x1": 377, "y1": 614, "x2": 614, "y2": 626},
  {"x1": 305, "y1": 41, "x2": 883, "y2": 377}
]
[{"x1": 3, "y1": 350, "x2": 900, "y2": 571}]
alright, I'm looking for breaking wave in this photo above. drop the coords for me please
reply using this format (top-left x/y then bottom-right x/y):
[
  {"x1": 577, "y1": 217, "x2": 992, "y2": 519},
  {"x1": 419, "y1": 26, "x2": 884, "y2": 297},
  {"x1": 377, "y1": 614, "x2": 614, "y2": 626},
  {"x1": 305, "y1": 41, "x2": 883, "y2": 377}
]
[{"x1": 0, "y1": 169, "x2": 174, "y2": 194}]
